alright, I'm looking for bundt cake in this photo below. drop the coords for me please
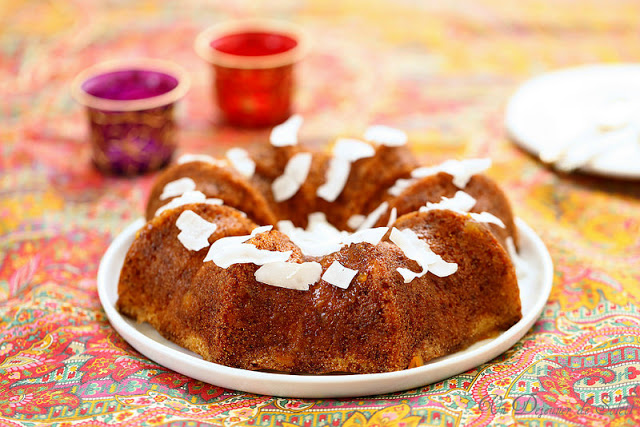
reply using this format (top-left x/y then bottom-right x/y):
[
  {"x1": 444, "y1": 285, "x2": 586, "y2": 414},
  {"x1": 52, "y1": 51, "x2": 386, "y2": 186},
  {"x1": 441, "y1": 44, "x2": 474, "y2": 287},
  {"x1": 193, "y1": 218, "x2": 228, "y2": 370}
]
[{"x1": 117, "y1": 117, "x2": 523, "y2": 374}]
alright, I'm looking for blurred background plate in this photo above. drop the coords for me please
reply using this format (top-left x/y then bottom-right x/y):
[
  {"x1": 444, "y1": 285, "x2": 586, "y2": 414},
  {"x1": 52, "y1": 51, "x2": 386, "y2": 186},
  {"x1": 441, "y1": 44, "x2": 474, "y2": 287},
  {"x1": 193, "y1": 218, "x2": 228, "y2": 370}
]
[{"x1": 505, "y1": 64, "x2": 640, "y2": 179}]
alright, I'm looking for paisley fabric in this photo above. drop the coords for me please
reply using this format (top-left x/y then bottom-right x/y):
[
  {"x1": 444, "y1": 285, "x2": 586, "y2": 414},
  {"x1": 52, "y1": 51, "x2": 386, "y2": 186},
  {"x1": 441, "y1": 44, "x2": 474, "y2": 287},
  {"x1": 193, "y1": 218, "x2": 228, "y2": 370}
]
[{"x1": 2, "y1": 0, "x2": 640, "y2": 425}]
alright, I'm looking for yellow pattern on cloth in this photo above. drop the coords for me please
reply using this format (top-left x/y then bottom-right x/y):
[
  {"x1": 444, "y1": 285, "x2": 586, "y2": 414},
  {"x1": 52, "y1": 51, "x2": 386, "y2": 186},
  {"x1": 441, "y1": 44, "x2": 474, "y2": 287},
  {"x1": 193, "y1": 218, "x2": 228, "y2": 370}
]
[{"x1": 2, "y1": 0, "x2": 640, "y2": 425}]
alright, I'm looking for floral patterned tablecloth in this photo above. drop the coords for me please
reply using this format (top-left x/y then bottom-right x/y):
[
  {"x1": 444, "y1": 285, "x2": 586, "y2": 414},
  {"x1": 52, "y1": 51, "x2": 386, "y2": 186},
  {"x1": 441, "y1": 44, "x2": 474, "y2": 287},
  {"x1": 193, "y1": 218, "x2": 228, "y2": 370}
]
[{"x1": 2, "y1": 1, "x2": 640, "y2": 425}]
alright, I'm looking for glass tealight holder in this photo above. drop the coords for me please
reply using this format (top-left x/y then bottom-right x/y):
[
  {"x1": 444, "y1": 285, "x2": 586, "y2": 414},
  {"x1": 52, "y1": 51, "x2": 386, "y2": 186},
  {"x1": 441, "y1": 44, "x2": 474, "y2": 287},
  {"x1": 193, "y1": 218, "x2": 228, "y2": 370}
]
[
  {"x1": 195, "y1": 20, "x2": 308, "y2": 127},
  {"x1": 71, "y1": 58, "x2": 190, "y2": 175}
]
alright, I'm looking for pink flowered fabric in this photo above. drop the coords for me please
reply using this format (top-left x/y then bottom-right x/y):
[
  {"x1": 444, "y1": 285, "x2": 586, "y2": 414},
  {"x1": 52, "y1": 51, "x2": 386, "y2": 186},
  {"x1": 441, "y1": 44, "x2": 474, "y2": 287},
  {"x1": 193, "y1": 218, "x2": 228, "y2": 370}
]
[{"x1": 2, "y1": 1, "x2": 640, "y2": 425}]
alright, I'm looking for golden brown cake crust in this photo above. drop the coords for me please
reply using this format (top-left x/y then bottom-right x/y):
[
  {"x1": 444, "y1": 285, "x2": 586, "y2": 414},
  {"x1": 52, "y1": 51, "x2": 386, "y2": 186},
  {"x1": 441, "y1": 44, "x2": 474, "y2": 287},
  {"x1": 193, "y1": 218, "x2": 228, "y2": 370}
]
[
  {"x1": 318, "y1": 144, "x2": 419, "y2": 229},
  {"x1": 150, "y1": 142, "x2": 419, "y2": 230},
  {"x1": 117, "y1": 203, "x2": 257, "y2": 339},
  {"x1": 117, "y1": 207, "x2": 521, "y2": 374},
  {"x1": 250, "y1": 147, "x2": 333, "y2": 228},
  {"x1": 145, "y1": 162, "x2": 277, "y2": 225},
  {"x1": 392, "y1": 210, "x2": 522, "y2": 363},
  {"x1": 376, "y1": 173, "x2": 518, "y2": 249}
]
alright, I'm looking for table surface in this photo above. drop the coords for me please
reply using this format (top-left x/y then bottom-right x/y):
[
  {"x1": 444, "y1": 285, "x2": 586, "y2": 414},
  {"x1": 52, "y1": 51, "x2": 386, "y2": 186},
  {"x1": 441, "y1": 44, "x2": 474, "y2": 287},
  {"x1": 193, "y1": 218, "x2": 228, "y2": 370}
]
[{"x1": 2, "y1": 0, "x2": 640, "y2": 426}]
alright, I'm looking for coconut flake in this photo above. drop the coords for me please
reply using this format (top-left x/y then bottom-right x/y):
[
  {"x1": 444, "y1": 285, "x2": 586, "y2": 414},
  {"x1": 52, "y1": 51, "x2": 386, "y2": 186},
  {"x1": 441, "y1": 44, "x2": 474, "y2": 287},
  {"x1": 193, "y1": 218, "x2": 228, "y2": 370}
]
[
  {"x1": 206, "y1": 244, "x2": 292, "y2": 269},
  {"x1": 226, "y1": 147, "x2": 255, "y2": 178},
  {"x1": 277, "y1": 213, "x2": 346, "y2": 257},
  {"x1": 419, "y1": 191, "x2": 505, "y2": 228},
  {"x1": 155, "y1": 191, "x2": 223, "y2": 216},
  {"x1": 412, "y1": 158, "x2": 491, "y2": 188},
  {"x1": 160, "y1": 177, "x2": 197, "y2": 200},
  {"x1": 427, "y1": 261, "x2": 459, "y2": 277},
  {"x1": 307, "y1": 212, "x2": 342, "y2": 234},
  {"x1": 289, "y1": 237, "x2": 343, "y2": 258},
  {"x1": 250, "y1": 225, "x2": 274, "y2": 235},
  {"x1": 388, "y1": 178, "x2": 414, "y2": 197},
  {"x1": 175, "y1": 210, "x2": 218, "y2": 251},
  {"x1": 203, "y1": 225, "x2": 273, "y2": 263},
  {"x1": 356, "y1": 202, "x2": 388, "y2": 231},
  {"x1": 386, "y1": 207, "x2": 397, "y2": 227},
  {"x1": 177, "y1": 153, "x2": 227, "y2": 166},
  {"x1": 390, "y1": 228, "x2": 440, "y2": 266},
  {"x1": 203, "y1": 225, "x2": 289, "y2": 268},
  {"x1": 322, "y1": 261, "x2": 358, "y2": 289},
  {"x1": 469, "y1": 212, "x2": 505, "y2": 228},
  {"x1": 364, "y1": 125, "x2": 407, "y2": 147},
  {"x1": 345, "y1": 227, "x2": 389, "y2": 246},
  {"x1": 390, "y1": 227, "x2": 457, "y2": 283},
  {"x1": 333, "y1": 138, "x2": 376, "y2": 161},
  {"x1": 317, "y1": 157, "x2": 350, "y2": 202},
  {"x1": 276, "y1": 220, "x2": 297, "y2": 236},
  {"x1": 389, "y1": 159, "x2": 491, "y2": 196},
  {"x1": 278, "y1": 213, "x2": 387, "y2": 257},
  {"x1": 420, "y1": 191, "x2": 477, "y2": 213},
  {"x1": 255, "y1": 261, "x2": 322, "y2": 291},
  {"x1": 347, "y1": 214, "x2": 366, "y2": 230},
  {"x1": 317, "y1": 139, "x2": 375, "y2": 202},
  {"x1": 444, "y1": 158, "x2": 491, "y2": 188},
  {"x1": 272, "y1": 152, "x2": 313, "y2": 202},
  {"x1": 270, "y1": 114, "x2": 303, "y2": 147}
]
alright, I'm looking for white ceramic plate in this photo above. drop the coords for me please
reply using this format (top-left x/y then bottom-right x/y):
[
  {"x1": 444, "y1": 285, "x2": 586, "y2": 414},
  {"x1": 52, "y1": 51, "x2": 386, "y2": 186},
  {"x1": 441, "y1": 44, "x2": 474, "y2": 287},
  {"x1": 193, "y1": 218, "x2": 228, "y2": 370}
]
[
  {"x1": 98, "y1": 218, "x2": 553, "y2": 398},
  {"x1": 505, "y1": 64, "x2": 640, "y2": 179}
]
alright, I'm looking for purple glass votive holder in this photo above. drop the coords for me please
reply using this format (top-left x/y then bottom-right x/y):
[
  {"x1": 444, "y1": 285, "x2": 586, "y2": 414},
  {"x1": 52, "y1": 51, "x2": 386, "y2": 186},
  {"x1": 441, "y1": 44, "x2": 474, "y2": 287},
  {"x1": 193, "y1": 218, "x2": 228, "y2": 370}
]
[{"x1": 72, "y1": 59, "x2": 190, "y2": 175}]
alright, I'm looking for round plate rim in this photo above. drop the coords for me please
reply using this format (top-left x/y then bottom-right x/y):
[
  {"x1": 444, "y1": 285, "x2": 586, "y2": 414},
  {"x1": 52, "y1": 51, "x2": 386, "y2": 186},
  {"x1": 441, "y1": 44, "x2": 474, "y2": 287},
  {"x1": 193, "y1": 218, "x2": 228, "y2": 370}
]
[{"x1": 98, "y1": 217, "x2": 553, "y2": 398}]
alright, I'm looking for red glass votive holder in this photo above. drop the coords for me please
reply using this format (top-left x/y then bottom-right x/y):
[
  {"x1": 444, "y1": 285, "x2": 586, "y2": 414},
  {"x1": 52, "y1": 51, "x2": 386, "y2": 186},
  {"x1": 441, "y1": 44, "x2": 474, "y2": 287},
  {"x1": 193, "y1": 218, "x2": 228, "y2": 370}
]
[
  {"x1": 195, "y1": 20, "x2": 308, "y2": 127},
  {"x1": 71, "y1": 59, "x2": 190, "y2": 175}
]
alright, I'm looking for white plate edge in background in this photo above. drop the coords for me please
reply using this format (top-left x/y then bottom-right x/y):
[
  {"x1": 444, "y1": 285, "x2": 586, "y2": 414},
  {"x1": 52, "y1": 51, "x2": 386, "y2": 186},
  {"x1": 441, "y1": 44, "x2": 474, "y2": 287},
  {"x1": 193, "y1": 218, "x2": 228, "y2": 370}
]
[{"x1": 505, "y1": 63, "x2": 640, "y2": 179}]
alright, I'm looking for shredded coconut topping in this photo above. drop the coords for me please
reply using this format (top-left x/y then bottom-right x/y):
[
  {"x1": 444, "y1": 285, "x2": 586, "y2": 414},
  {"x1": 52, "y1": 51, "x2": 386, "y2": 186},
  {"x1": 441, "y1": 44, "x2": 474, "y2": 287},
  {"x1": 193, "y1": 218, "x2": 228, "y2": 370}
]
[
  {"x1": 317, "y1": 157, "x2": 351, "y2": 202},
  {"x1": 255, "y1": 261, "x2": 322, "y2": 291},
  {"x1": 347, "y1": 214, "x2": 366, "y2": 230},
  {"x1": 203, "y1": 225, "x2": 292, "y2": 268},
  {"x1": 389, "y1": 227, "x2": 458, "y2": 283},
  {"x1": 272, "y1": 152, "x2": 313, "y2": 202},
  {"x1": 421, "y1": 191, "x2": 477, "y2": 213},
  {"x1": 357, "y1": 202, "x2": 389, "y2": 231},
  {"x1": 202, "y1": 224, "x2": 323, "y2": 290},
  {"x1": 364, "y1": 125, "x2": 408, "y2": 146},
  {"x1": 155, "y1": 191, "x2": 223, "y2": 217},
  {"x1": 270, "y1": 114, "x2": 303, "y2": 147},
  {"x1": 333, "y1": 138, "x2": 376, "y2": 161},
  {"x1": 206, "y1": 244, "x2": 292, "y2": 269},
  {"x1": 411, "y1": 158, "x2": 492, "y2": 188},
  {"x1": 387, "y1": 207, "x2": 398, "y2": 227},
  {"x1": 203, "y1": 226, "x2": 272, "y2": 253},
  {"x1": 388, "y1": 178, "x2": 415, "y2": 197},
  {"x1": 317, "y1": 138, "x2": 375, "y2": 202},
  {"x1": 160, "y1": 177, "x2": 196, "y2": 200},
  {"x1": 175, "y1": 210, "x2": 218, "y2": 251},
  {"x1": 419, "y1": 191, "x2": 505, "y2": 228},
  {"x1": 275, "y1": 213, "x2": 390, "y2": 289},
  {"x1": 277, "y1": 213, "x2": 388, "y2": 258},
  {"x1": 277, "y1": 213, "x2": 348, "y2": 257},
  {"x1": 177, "y1": 153, "x2": 227, "y2": 167},
  {"x1": 389, "y1": 158, "x2": 491, "y2": 196},
  {"x1": 226, "y1": 148, "x2": 255, "y2": 178},
  {"x1": 345, "y1": 227, "x2": 389, "y2": 246},
  {"x1": 322, "y1": 261, "x2": 358, "y2": 289},
  {"x1": 469, "y1": 212, "x2": 505, "y2": 228}
]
